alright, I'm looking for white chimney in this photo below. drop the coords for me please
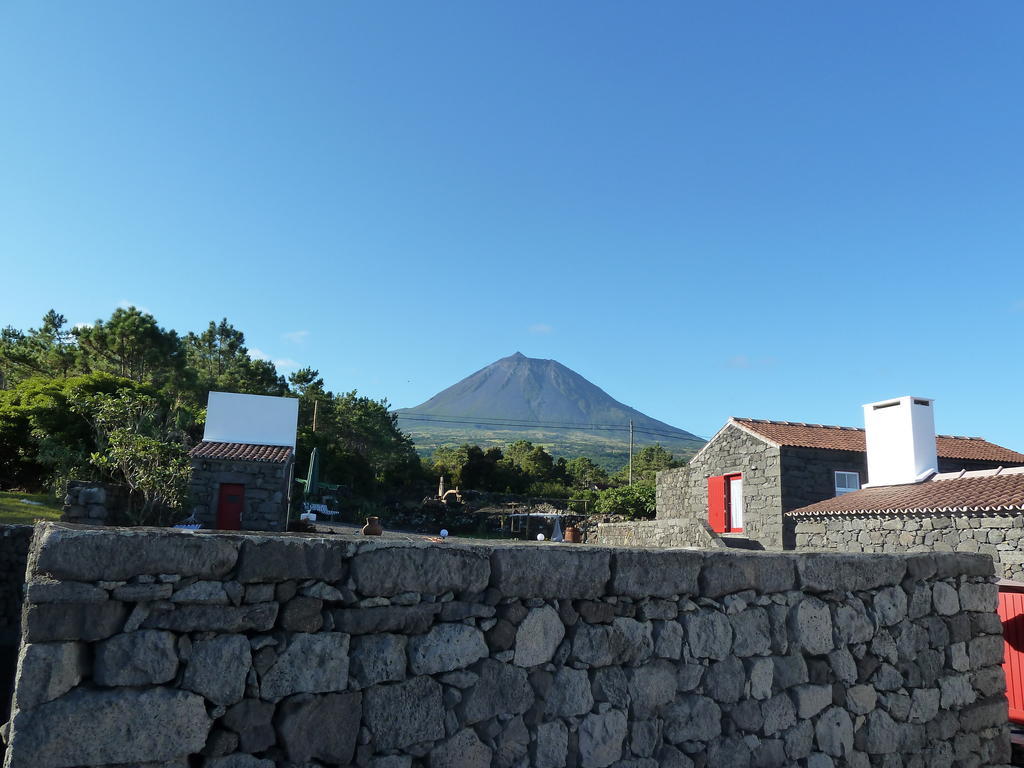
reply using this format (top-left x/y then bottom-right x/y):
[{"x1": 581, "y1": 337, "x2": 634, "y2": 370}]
[{"x1": 863, "y1": 396, "x2": 937, "y2": 486}]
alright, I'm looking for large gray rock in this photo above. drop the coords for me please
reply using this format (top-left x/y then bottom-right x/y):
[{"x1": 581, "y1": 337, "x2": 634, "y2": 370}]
[
  {"x1": 514, "y1": 604, "x2": 565, "y2": 667},
  {"x1": 223, "y1": 698, "x2": 276, "y2": 752},
  {"x1": 628, "y1": 660, "x2": 677, "y2": 717},
  {"x1": 142, "y1": 603, "x2": 277, "y2": 633},
  {"x1": 702, "y1": 656, "x2": 744, "y2": 705},
  {"x1": 429, "y1": 727, "x2": 492, "y2": 768},
  {"x1": 171, "y1": 580, "x2": 229, "y2": 604},
  {"x1": 579, "y1": 709, "x2": 627, "y2": 768},
  {"x1": 234, "y1": 535, "x2": 353, "y2": 582},
  {"x1": 533, "y1": 720, "x2": 569, "y2": 768},
  {"x1": 12, "y1": 642, "x2": 87, "y2": 709},
  {"x1": 25, "y1": 579, "x2": 108, "y2": 604},
  {"x1": 24, "y1": 601, "x2": 127, "y2": 642},
  {"x1": 572, "y1": 618, "x2": 652, "y2": 666},
  {"x1": 699, "y1": 552, "x2": 796, "y2": 598},
  {"x1": 459, "y1": 659, "x2": 534, "y2": 723},
  {"x1": 350, "y1": 633, "x2": 407, "y2": 687},
  {"x1": 544, "y1": 666, "x2": 594, "y2": 717},
  {"x1": 260, "y1": 632, "x2": 350, "y2": 700},
  {"x1": 331, "y1": 603, "x2": 441, "y2": 634},
  {"x1": 814, "y1": 706, "x2": 853, "y2": 757},
  {"x1": 730, "y1": 607, "x2": 770, "y2": 656},
  {"x1": 31, "y1": 523, "x2": 239, "y2": 581},
  {"x1": 959, "y1": 582, "x2": 997, "y2": 613},
  {"x1": 791, "y1": 684, "x2": 832, "y2": 719},
  {"x1": 6, "y1": 686, "x2": 210, "y2": 768},
  {"x1": 797, "y1": 554, "x2": 906, "y2": 593},
  {"x1": 275, "y1": 691, "x2": 362, "y2": 764},
  {"x1": 490, "y1": 546, "x2": 610, "y2": 598},
  {"x1": 363, "y1": 676, "x2": 445, "y2": 749},
  {"x1": 684, "y1": 610, "x2": 732, "y2": 660},
  {"x1": 279, "y1": 596, "x2": 324, "y2": 633},
  {"x1": 653, "y1": 620, "x2": 683, "y2": 659},
  {"x1": 94, "y1": 630, "x2": 178, "y2": 687},
  {"x1": 788, "y1": 598, "x2": 832, "y2": 655},
  {"x1": 181, "y1": 634, "x2": 250, "y2": 706},
  {"x1": 663, "y1": 695, "x2": 722, "y2": 744},
  {"x1": 351, "y1": 544, "x2": 490, "y2": 596},
  {"x1": 931, "y1": 582, "x2": 961, "y2": 616},
  {"x1": 611, "y1": 550, "x2": 701, "y2": 598},
  {"x1": 408, "y1": 623, "x2": 488, "y2": 675},
  {"x1": 873, "y1": 586, "x2": 908, "y2": 626}
]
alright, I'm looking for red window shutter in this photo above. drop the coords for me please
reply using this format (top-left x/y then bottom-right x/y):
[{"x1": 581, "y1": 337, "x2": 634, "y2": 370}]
[{"x1": 708, "y1": 475, "x2": 727, "y2": 533}]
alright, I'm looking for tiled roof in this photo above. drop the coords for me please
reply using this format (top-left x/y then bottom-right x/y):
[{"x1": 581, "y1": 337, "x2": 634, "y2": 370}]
[
  {"x1": 189, "y1": 441, "x2": 293, "y2": 464},
  {"x1": 731, "y1": 418, "x2": 1024, "y2": 464},
  {"x1": 786, "y1": 467, "x2": 1024, "y2": 516}
]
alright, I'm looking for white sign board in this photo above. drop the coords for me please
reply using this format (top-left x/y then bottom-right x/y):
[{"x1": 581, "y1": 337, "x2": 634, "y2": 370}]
[{"x1": 203, "y1": 392, "x2": 299, "y2": 449}]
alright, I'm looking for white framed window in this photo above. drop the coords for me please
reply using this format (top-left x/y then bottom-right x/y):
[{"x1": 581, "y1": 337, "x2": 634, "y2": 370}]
[{"x1": 835, "y1": 471, "x2": 861, "y2": 496}]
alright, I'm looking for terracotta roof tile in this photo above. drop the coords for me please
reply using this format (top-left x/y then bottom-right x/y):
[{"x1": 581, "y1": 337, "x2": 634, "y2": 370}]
[
  {"x1": 732, "y1": 418, "x2": 1024, "y2": 464},
  {"x1": 190, "y1": 441, "x2": 293, "y2": 464},
  {"x1": 786, "y1": 468, "x2": 1024, "y2": 516}
]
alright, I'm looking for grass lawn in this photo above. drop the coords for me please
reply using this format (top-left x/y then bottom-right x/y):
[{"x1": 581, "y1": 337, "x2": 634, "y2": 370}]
[{"x1": 0, "y1": 491, "x2": 63, "y2": 525}]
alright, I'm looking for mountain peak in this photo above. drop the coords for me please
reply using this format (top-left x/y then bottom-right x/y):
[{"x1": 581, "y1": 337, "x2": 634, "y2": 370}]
[{"x1": 396, "y1": 354, "x2": 703, "y2": 449}]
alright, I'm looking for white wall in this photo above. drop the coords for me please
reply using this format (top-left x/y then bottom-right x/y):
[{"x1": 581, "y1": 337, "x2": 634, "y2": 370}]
[{"x1": 203, "y1": 392, "x2": 299, "y2": 448}]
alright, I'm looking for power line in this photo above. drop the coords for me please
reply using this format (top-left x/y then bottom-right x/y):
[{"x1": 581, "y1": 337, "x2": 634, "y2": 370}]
[{"x1": 393, "y1": 412, "x2": 706, "y2": 442}]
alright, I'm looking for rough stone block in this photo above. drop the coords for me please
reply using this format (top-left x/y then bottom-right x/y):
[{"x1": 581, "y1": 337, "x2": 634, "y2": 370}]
[
  {"x1": 489, "y1": 546, "x2": 610, "y2": 598},
  {"x1": 788, "y1": 598, "x2": 833, "y2": 655},
  {"x1": 6, "y1": 686, "x2": 210, "y2": 768},
  {"x1": 24, "y1": 601, "x2": 127, "y2": 643},
  {"x1": 699, "y1": 552, "x2": 796, "y2": 598},
  {"x1": 142, "y1": 603, "x2": 277, "y2": 633},
  {"x1": 32, "y1": 523, "x2": 239, "y2": 581},
  {"x1": 234, "y1": 536, "x2": 353, "y2": 583},
  {"x1": 459, "y1": 659, "x2": 534, "y2": 724},
  {"x1": 684, "y1": 610, "x2": 732, "y2": 660},
  {"x1": 407, "y1": 622, "x2": 487, "y2": 675},
  {"x1": 610, "y1": 550, "x2": 701, "y2": 598},
  {"x1": 571, "y1": 618, "x2": 652, "y2": 667},
  {"x1": 331, "y1": 603, "x2": 440, "y2": 635},
  {"x1": 363, "y1": 675, "x2": 445, "y2": 749},
  {"x1": 12, "y1": 642, "x2": 87, "y2": 709},
  {"x1": 662, "y1": 695, "x2": 721, "y2": 744},
  {"x1": 429, "y1": 727, "x2": 493, "y2": 768},
  {"x1": 349, "y1": 633, "x2": 407, "y2": 688},
  {"x1": 181, "y1": 634, "x2": 251, "y2": 706},
  {"x1": 533, "y1": 720, "x2": 568, "y2": 768},
  {"x1": 514, "y1": 604, "x2": 565, "y2": 667},
  {"x1": 94, "y1": 630, "x2": 178, "y2": 687},
  {"x1": 222, "y1": 698, "x2": 276, "y2": 753},
  {"x1": 350, "y1": 543, "x2": 490, "y2": 596},
  {"x1": 798, "y1": 554, "x2": 906, "y2": 593},
  {"x1": 25, "y1": 579, "x2": 108, "y2": 604},
  {"x1": 275, "y1": 691, "x2": 362, "y2": 764},
  {"x1": 260, "y1": 632, "x2": 350, "y2": 700},
  {"x1": 579, "y1": 709, "x2": 627, "y2": 768}
]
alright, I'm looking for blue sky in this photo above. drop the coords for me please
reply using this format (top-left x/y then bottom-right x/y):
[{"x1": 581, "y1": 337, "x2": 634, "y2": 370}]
[{"x1": 2, "y1": 2, "x2": 1023, "y2": 447}]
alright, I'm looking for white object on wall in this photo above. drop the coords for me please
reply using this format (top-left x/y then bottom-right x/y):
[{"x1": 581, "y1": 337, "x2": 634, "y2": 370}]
[
  {"x1": 863, "y1": 396, "x2": 937, "y2": 487},
  {"x1": 203, "y1": 392, "x2": 299, "y2": 448}
]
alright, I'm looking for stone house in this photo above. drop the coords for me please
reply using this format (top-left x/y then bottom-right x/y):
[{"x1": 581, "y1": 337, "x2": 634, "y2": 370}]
[
  {"x1": 655, "y1": 403, "x2": 1024, "y2": 550},
  {"x1": 188, "y1": 441, "x2": 294, "y2": 531},
  {"x1": 186, "y1": 391, "x2": 299, "y2": 532},
  {"x1": 786, "y1": 465, "x2": 1024, "y2": 581}
]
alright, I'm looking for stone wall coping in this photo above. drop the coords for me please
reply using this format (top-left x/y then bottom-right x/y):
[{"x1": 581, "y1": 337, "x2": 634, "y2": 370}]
[{"x1": 29, "y1": 522, "x2": 995, "y2": 597}]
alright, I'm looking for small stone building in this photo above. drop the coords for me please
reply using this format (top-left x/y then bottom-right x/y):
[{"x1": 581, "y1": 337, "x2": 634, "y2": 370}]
[
  {"x1": 188, "y1": 441, "x2": 294, "y2": 531},
  {"x1": 787, "y1": 466, "x2": 1024, "y2": 581},
  {"x1": 656, "y1": 416, "x2": 1024, "y2": 550}
]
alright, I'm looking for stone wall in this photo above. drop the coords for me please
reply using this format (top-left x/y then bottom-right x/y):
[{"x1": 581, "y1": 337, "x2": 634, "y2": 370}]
[
  {"x1": 60, "y1": 481, "x2": 130, "y2": 526},
  {"x1": 593, "y1": 518, "x2": 724, "y2": 549},
  {"x1": 0, "y1": 527, "x2": 31, "y2": 727},
  {"x1": 656, "y1": 425, "x2": 784, "y2": 548},
  {"x1": 3, "y1": 522, "x2": 1012, "y2": 768},
  {"x1": 790, "y1": 512, "x2": 1024, "y2": 582},
  {"x1": 189, "y1": 457, "x2": 293, "y2": 531}
]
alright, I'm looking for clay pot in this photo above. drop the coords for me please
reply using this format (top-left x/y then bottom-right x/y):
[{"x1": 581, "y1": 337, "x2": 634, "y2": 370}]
[
  {"x1": 564, "y1": 525, "x2": 581, "y2": 544},
  {"x1": 361, "y1": 516, "x2": 383, "y2": 536}
]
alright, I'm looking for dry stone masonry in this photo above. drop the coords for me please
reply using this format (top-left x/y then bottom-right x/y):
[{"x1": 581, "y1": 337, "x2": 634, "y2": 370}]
[
  {"x1": 2, "y1": 522, "x2": 1012, "y2": 768},
  {"x1": 790, "y1": 512, "x2": 1024, "y2": 583}
]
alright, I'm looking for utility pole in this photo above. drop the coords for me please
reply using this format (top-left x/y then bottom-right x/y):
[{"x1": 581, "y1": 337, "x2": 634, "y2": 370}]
[
  {"x1": 312, "y1": 400, "x2": 319, "y2": 433},
  {"x1": 628, "y1": 420, "x2": 634, "y2": 486}
]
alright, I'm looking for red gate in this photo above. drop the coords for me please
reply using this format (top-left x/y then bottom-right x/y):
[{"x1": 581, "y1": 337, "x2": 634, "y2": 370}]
[{"x1": 998, "y1": 583, "x2": 1024, "y2": 724}]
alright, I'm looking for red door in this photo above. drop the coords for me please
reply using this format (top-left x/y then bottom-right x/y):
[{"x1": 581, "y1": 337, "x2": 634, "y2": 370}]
[
  {"x1": 999, "y1": 586, "x2": 1024, "y2": 723},
  {"x1": 216, "y1": 484, "x2": 244, "y2": 530},
  {"x1": 708, "y1": 475, "x2": 727, "y2": 533}
]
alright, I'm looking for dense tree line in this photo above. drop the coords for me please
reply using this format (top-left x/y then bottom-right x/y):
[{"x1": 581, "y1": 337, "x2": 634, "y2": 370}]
[
  {"x1": 0, "y1": 308, "x2": 418, "y2": 520},
  {"x1": 426, "y1": 440, "x2": 682, "y2": 519}
]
